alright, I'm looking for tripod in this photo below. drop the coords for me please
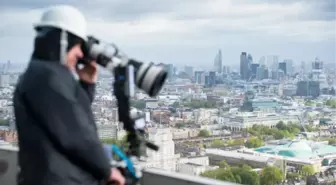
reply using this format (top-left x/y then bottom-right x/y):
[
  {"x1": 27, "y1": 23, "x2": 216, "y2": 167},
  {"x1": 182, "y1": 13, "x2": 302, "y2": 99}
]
[{"x1": 111, "y1": 64, "x2": 159, "y2": 185}]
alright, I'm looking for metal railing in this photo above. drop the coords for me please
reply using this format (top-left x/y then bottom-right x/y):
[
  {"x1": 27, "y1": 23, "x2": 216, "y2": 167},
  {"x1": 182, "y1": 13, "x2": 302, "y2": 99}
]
[{"x1": 0, "y1": 147, "x2": 237, "y2": 185}]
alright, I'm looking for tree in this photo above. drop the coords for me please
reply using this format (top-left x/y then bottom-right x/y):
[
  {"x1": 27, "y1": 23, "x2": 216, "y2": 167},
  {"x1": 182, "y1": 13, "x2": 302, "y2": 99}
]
[
  {"x1": 0, "y1": 119, "x2": 9, "y2": 126},
  {"x1": 131, "y1": 100, "x2": 146, "y2": 109},
  {"x1": 172, "y1": 102, "x2": 180, "y2": 108},
  {"x1": 232, "y1": 138, "x2": 245, "y2": 146},
  {"x1": 218, "y1": 160, "x2": 230, "y2": 169},
  {"x1": 183, "y1": 100, "x2": 217, "y2": 109},
  {"x1": 175, "y1": 123, "x2": 185, "y2": 128},
  {"x1": 245, "y1": 138, "x2": 263, "y2": 148},
  {"x1": 326, "y1": 99, "x2": 336, "y2": 107},
  {"x1": 198, "y1": 129, "x2": 211, "y2": 137},
  {"x1": 276, "y1": 121, "x2": 287, "y2": 130},
  {"x1": 328, "y1": 138, "x2": 336, "y2": 145},
  {"x1": 231, "y1": 166, "x2": 260, "y2": 185},
  {"x1": 201, "y1": 165, "x2": 259, "y2": 185},
  {"x1": 305, "y1": 125, "x2": 316, "y2": 132},
  {"x1": 304, "y1": 100, "x2": 314, "y2": 106},
  {"x1": 248, "y1": 123, "x2": 301, "y2": 140},
  {"x1": 201, "y1": 168, "x2": 236, "y2": 182},
  {"x1": 211, "y1": 139, "x2": 225, "y2": 147},
  {"x1": 301, "y1": 165, "x2": 314, "y2": 177},
  {"x1": 260, "y1": 166, "x2": 284, "y2": 185},
  {"x1": 273, "y1": 130, "x2": 285, "y2": 140}
]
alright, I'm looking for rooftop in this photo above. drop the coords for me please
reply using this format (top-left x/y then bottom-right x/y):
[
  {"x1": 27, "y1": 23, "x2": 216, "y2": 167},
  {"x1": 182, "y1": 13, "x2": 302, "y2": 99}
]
[
  {"x1": 254, "y1": 139, "x2": 336, "y2": 159},
  {"x1": 205, "y1": 148, "x2": 269, "y2": 163}
]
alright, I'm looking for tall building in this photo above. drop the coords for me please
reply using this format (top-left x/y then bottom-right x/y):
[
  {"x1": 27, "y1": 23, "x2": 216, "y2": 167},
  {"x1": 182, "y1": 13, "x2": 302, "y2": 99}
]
[
  {"x1": 240, "y1": 52, "x2": 251, "y2": 81},
  {"x1": 259, "y1": 56, "x2": 266, "y2": 66},
  {"x1": 0, "y1": 74, "x2": 10, "y2": 87},
  {"x1": 296, "y1": 81, "x2": 320, "y2": 98},
  {"x1": 256, "y1": 65, "x2": 269, "y2": 80},
  {"x1": 311, "y1": 58, "x2": 328, "y2": 89},
  {"x1": 144, "y1": 128, "x2": 178, "y2": 171},
  {"x1": 284, "y1": 59, "x2": 294, "y2": 75},
  {"x1": 312, "y1": 58, "x2": 323, "y2": 70},
  {"x1": 194, "y1": 71, "x2": 204, "y2": 84},
  {"x1": 278, "y1": 62, "x2": 287, "y2": 75},
  {"x1": 6, "y1": 60, "x2": 10, "y2": 73},
  {"x1": 266, "y1": 55, "x2": 279, "y2": 70},
  {"x1": 213, "y1": 50, "x2": 222, "y2": 73},
  {"x1": 300, "y1": 61, "x2": 306, "y2": 79},
  {"x1": 251, "y1": 63, "x2": 260, "y2": 79},
  {"x1": 222, "y1": 66, "x2": 230, "y2": 74},
  {"x1": 205, "y1": 71, "x2": 216, "y2": 87},
  {"x1": 184, "y1": 66, "x2": 194, "y2": 78},
  {"x1": 247, "y1": 54, "x2": 253, "y2": 64}
]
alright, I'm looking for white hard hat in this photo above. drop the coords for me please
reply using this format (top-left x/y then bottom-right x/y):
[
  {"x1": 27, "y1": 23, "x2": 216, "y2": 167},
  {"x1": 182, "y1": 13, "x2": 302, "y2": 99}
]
[{"x1": 34, "y1": 5, "x2": 87, "y2": 41}]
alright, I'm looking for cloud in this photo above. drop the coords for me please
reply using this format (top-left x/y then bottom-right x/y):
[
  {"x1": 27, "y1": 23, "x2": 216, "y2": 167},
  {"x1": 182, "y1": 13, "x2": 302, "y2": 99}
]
[{"x1": 0, "y1": 0, "x2": 334, "y2": 66}]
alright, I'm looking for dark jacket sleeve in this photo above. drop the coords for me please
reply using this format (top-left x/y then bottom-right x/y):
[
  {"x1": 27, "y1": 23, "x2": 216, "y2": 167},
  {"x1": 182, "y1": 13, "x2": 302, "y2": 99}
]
[
  {"x1": 79, "y1": 80, "x2": 96, "y2": 103},
  {"x1": 26, "y1": 75, "x2": 110, "y2": 181}
]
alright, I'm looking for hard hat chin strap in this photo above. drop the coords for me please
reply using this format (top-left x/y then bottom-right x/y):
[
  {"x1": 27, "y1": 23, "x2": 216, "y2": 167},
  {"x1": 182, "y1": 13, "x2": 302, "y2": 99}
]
[{"x1": 60, "y1": 29, "x2": 68, "y2": 65}]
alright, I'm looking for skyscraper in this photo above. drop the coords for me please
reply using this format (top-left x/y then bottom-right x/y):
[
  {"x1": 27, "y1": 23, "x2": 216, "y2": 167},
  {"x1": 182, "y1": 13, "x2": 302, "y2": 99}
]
[
  {"x1": 247, "y1": 54, "x2": 253, "y2": 64},
  {"x1": 251, "y1": 63, "x2": 260, "y2": 79},
  {"x1": 213, "y1": 50, "x2": 222, "y2": 73},
  {"x1": 259, "y1": 56, "x2": 266, "y2": 66},
  {"x1": 284, "y1": 59, "x2": 294, "y2": 75},
  {"x1": 194, "y1": 71, "x2": 204, "y2": 84},
  {"x1": 240, "y1": 52, "x2": 252, "y2": 81},
  {"x1": 184, "y1": 66, "x2": 194, "y2": 78},
  {"x1": 278, "y1": 62, "x2": 287, "y2": 75}
]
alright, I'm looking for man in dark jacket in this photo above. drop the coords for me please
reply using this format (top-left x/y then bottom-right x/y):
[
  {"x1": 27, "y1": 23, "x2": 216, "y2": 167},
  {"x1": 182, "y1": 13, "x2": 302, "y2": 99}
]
[{"x1": 13, "y1": 5, "x2": 125, "y2": 185}]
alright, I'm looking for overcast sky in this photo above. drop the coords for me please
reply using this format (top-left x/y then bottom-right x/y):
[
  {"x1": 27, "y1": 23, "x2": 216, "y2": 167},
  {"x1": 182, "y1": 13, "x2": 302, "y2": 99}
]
[{"x1": 0, "y1": 0, "x2": 335, "y2": 68}]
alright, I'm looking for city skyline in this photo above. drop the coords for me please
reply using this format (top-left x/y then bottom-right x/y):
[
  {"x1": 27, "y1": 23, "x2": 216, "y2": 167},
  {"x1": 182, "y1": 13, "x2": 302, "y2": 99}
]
[{"x1": 0, "y1": 0, "x2": 335, "y2": 65}]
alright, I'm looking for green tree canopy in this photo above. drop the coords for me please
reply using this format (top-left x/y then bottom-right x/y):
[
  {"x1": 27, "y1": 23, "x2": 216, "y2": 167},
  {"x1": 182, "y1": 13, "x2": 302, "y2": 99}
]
[
  {"x1": 260, "y1": 166, "x2": 284, "y2": 185},
  {"x1": 304, "y1": 100, "x2": 314, "y2": 106},
  {"x1": 218, "y1": 160, "x2": 230, "y2": 169},
  {"x1": 300, "y1": 165, "x2": 315, "y2": 177},
  {"x1": 245, "y1": 137, "x2": 263, "y2": 148},
  {"x1": 198, "y1": 129, "x2": 211, "y2": 137},
  {"x1": 0, "y1": 119, "x2": 9, "y2": 125},
  {"x1": 326, "y1": 99, "x2": 336, "y2": 107},
  {"x1": 276, "y1": 121, "x2": 287, "y2": 130},
  {"x1": 172, "y1": 102, "x2": 180, "y2": 108},
  {"x1": 226, "y1": 138, "x2": 245, "y2": 146},
  {"x1": 201, "y1": 168, "x2": 236, "y2": 182},
  {"x1": 233, "y1": 138, "x2": 245, "y2": 145},
  {"x1": 211, "y1": 139, "x2": 225, "y2": 147},
  {"x1": 249, "y1": 122, "x2": 301, "y2": 140},
  {"x1": 328, "y1": 138, "x2": 336, "y2": 145},
  {"x1": 182, "y1": 100, "x2": 217, "y2": 109},
  {"x1": 131, "y1": 100, "x2": 146, "y2": 109},
  {"x1": 201, "y1": 164, "x2": 259, "y2": 185},
  {"x1": 231, "y1": 166, "x2": 259, "y2": 185}
]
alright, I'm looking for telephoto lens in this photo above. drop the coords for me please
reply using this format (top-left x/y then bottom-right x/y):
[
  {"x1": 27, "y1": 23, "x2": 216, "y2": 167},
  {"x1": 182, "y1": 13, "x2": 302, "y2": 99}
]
[
  {"x1": 129, "y1": 59, "x2": 167, "y2": 97},
  {"x1": 82, "y1": 36, "x2": 168, "y2": 97}
]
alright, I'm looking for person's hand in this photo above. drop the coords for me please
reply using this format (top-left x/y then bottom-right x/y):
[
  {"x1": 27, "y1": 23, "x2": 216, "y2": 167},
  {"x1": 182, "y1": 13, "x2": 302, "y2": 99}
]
[
  {"x1": 108, "y1": 168, "x2": 125, "y2": 185},
  {"x1": 76, "y1": 61, "x2": 98, "y2": 84}
]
